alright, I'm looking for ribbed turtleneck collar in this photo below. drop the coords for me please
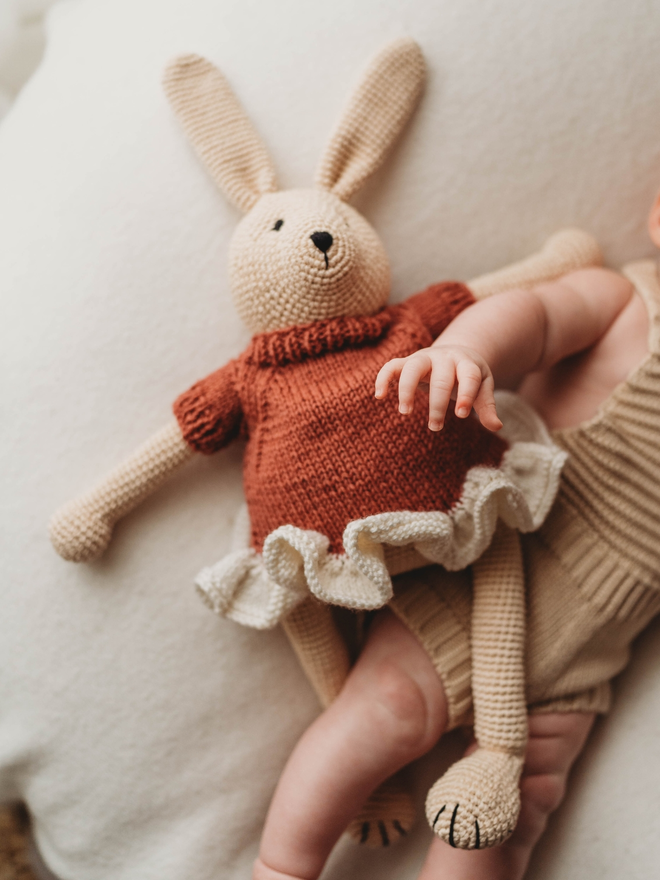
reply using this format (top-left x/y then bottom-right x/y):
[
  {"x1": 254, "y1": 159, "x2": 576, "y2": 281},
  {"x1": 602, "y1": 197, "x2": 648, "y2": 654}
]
[{"x1": 249, "y1": 309, "x2": 393, "y2": 366}]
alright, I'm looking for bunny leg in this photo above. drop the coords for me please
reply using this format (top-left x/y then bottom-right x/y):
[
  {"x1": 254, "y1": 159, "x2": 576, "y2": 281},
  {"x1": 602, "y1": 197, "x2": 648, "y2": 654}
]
[
  {"x1": 426, "y1": 523, "x2": 528, "y2": 849},
  {"x1": 418, "y1": 712, "x2": 595, "y2": 880},
  {"x1": 282, "y1": 600, "x2": 417, "y2": 846},
  {"x1": 345, "y1": 771, "x2": 416, "y2": 847},
  {"x1": 282, "y1": 597, "x2": 350, "y2": 709}
]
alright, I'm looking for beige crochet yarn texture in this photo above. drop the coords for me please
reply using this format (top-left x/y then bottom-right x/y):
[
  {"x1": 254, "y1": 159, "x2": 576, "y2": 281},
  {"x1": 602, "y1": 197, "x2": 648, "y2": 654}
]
[
  {"x1": 161, "y1": 54, "x2": 277, "y2": 214},
  {"x1": 48, "y1": 35, "x2": 603, "y2": 851},
  {"x1": 314, "y1": 37, "x2": 425, "y2": 202},
  {"x1": 49, "y1": 422, "x2": 192, "y2": 562},
  {"x1": 425, "y1": 523, "x2": 527, "y2": 849}
]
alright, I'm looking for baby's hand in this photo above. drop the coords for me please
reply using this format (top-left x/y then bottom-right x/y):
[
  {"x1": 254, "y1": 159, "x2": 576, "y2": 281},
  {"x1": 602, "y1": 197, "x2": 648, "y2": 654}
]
[{"x1": 375, "y1": 344, "x2": 503, "y2": 432}]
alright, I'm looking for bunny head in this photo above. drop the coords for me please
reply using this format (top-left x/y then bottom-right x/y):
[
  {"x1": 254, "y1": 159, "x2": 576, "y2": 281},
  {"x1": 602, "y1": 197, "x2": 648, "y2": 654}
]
[
  {"x1": 163, "y1": 40, "x2": 425, "y2": 334},
  {"x1": 227, "y1": 190, "x2": 390, "y2": 332}
]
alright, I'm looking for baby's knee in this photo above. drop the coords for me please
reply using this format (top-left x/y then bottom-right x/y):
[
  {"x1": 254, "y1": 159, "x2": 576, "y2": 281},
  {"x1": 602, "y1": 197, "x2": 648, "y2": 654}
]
[
  {"x1": 526, "y1": 711, "x2": 595, "y2": 775},
  {"x1": 344, "y1": 656, "x2": 446, "y2": 759},
  {"x1": 521, "y1": 771, "x2": 566, "y2": 817},
  {"x1": 513, "y1": 772, "x2": 566, "y2": 849}
]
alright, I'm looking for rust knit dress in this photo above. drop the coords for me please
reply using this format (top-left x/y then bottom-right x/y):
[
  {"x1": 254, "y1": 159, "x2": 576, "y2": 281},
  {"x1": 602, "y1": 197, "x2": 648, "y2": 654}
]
[{"x1": 173, "y1": 282, "x2": 507, "y2": 555}]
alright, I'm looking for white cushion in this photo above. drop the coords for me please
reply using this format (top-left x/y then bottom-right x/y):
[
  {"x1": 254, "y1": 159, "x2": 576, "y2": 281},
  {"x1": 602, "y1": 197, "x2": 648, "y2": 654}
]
[{"x1": 2, "y1": 0, "x2": 660, "y2": 877}]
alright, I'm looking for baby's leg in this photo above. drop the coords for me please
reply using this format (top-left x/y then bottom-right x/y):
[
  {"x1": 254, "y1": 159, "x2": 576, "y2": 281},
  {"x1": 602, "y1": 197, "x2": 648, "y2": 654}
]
[
  {"x1": 419, "y1": 711, "x2": 595, "y2": 880},
  {"x1": 253, "y1": 608, "x2": 448, "y2": 880}
]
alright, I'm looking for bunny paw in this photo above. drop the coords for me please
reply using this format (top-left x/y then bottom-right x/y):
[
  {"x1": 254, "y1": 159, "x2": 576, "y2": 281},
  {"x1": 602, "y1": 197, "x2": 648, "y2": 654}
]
[
  {"x1": 49, "y1": 503, "x2": 113, "y2": 562},
  {"x1": 425, "y1": 748, "x2": 523, "y2": 849},
  {"x1": 346, "y1": 776, "x2": 415, "y2": 847}
]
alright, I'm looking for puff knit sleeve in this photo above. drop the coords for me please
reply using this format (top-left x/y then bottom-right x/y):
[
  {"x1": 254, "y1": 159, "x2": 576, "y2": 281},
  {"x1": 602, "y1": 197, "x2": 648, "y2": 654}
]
[
  {"x1": 405, "y1": 280, "x2": 475, "y2": 338},
  {"x1": 173, "y1": 360, "x2": 244, "y2": 455}
]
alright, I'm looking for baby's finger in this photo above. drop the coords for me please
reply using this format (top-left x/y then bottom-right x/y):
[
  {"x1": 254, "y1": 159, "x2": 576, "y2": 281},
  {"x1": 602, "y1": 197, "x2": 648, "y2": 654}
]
[
  {"x1": 375, "y1": 358, "x2": 406, "y2": 398},
  {"x1": 454, "y1": 359, "x2": 484, "y2": 418},
  {"x1": 397, "y1": 353, "x2": 433, "y2": 414},
  {"x1": 427, "y1": 361, "x2": 458, "y2": 431},
  {"x1": 472, "y1": 376, "x2": 503, "y2": 432}
]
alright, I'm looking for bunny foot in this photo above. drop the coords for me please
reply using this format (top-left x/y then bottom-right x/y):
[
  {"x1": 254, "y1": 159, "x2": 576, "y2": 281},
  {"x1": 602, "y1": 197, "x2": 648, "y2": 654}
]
[
  {"x1": 346, "y1": 776, "x2": 415, "y2": 847},
  {"x1": 425, "y1": 748, "x2": 523, "y2": 849}
]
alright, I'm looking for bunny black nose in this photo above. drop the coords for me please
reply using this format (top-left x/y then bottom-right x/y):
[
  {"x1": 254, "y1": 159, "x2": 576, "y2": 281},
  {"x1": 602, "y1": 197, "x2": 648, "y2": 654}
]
[{"x1": 310, "y1": 231, "x2": 333, "y2": 254}]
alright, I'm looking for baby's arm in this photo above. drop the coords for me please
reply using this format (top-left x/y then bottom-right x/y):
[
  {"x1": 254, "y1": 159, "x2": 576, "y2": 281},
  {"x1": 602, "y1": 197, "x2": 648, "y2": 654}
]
[{"x1": 375, "y1": 267, "x2": 633, "y2": 431}]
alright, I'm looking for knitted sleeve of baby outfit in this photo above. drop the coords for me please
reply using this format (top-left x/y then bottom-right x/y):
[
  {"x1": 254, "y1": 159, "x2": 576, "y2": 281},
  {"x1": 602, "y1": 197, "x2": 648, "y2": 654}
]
[
  {"x1": 172, "y1": 359, "x2": 244, "y2": 454},
  {"x1": 405, "y1": 280, "x2": 475, "y2": 338}
]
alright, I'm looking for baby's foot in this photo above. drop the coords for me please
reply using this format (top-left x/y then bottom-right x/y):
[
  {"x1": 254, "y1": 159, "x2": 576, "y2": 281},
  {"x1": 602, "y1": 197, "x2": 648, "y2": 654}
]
[
  {"x1": 346, "y1": 775, "x2": 415, "y2": 847},
  {"x1": 425, "y1": 748, "x2": 523, "y2": 849}
]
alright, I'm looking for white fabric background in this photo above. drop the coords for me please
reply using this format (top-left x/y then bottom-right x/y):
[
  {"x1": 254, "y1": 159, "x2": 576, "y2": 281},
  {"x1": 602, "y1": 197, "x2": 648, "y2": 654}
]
[
  {"x1": 0, "y1": 1, "x2": 54, "y2": 117},
  {"x1": 1, "y1": 0, "x2": 660, "y2": 878}
]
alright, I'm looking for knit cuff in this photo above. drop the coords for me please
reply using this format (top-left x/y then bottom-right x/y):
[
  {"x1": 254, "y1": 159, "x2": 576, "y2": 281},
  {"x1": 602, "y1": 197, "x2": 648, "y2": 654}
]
[{"x1": 528, "y1": 683, "x2": 612, "y2": 717}]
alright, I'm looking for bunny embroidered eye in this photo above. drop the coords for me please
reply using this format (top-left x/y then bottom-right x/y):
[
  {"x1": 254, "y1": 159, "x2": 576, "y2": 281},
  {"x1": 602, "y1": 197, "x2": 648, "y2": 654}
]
[{"x1": 272, "y1": 219, "x2": 284, "y2": 231}]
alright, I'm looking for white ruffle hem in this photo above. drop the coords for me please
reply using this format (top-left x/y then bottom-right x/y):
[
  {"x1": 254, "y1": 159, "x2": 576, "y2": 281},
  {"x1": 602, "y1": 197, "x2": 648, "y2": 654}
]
[{"x1": 195, "y1": 392, "x2": 566, "y2": 629}]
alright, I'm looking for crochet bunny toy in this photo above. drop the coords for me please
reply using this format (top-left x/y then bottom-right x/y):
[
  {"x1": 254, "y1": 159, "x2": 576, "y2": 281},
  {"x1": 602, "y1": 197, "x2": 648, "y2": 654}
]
[{"x1": 50, "y1": 39, "x2": 601, "y2": 850}]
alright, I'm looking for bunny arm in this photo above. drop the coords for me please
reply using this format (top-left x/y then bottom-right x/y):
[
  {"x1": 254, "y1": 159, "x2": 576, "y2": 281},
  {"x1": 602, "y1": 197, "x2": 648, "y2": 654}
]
[
  {"x1": 49, "y1": 421, "x2": 194, "y2": 562},
  {"x1": 469, "y1": 228, "x2": 601, "y2": 299}
]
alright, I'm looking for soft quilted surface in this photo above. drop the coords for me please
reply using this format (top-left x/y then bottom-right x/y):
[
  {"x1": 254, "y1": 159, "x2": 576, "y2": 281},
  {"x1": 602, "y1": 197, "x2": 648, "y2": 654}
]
[{"x1": 2, "y1": 1, "x2": 660, "y2": 879}]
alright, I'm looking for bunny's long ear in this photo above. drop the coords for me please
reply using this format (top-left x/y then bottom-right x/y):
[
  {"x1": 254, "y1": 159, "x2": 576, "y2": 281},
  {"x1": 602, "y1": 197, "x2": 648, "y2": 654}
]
[
  {"x1": 163, "y1": 54, "x2": 278, "y2": 213},
  {"x1": 315, "y1": 38, "x2": 425, "y2": 202}
]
